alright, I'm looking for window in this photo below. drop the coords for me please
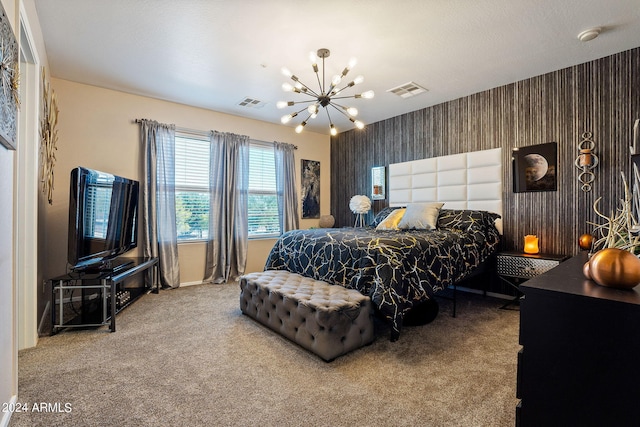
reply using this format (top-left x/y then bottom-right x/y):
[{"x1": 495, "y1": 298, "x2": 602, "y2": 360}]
[
  {"x1": 175, "y1": 132, "x2": 210, "y2": 241},
  {"x1": 174, "y1": 132, "x2": 280, "y2": 241},
  {"x1": 248, "y1": 142, "x2": 279, "y2": 238}
]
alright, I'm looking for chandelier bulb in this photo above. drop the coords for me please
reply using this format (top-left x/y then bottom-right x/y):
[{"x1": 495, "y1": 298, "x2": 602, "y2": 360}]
[
  {"x1": 354, "y1": 120, "x2": 365, "y2": 130},
  {"x1": 332, "y1": 75, "x2": 342, "y2": 86},
  {"x1": 282, "y1": 83, "x2": 293, "y2": 92},
  {"x1": 330, "y1": 125, "x2": 337, "y2": 136},
  {"x1": 346, "y1": 107, "x2": 358, "y2": 117},
  {"x1": 348, "y1": 57, "x2": 357, "y2": 70},
  {"x1": 281, "y1": 112, "x2": 297, "y2": 124},
  {"x1": 353, "y1": 75, "x2": 364, "y2": 85},
  {"x1": 360, "y1": 90, "x2": 375, "y2": 99},
  {"x1": 281, "y1": 67, "x2": 292, "y2": 78},
  {"x1": 295, "y1": 122, "x2": 306, "y2": 133},
  {"x1": 277, "y1": 101, "x2": 293, "y2": 109},
  {"x1": 309, "y1": 51, "x2": 318, "y2": 64},
  {"x1": 308, "y1": 104, "x2": 318, "y2": 115}
]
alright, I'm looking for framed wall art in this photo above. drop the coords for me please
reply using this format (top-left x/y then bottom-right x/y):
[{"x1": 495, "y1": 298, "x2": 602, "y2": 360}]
[
  {"x1": 513, "y1": 142, "x2": 557, "y2": 193},
  {"x1": 371, "y1": 166, "x2": 386, "y2": 200},
  {"x1": 301, "y1": 159, "x2": 320, "y2": 219},
  {"x1": 0, "y1": 2, "x2": 18, "y2": 150}
]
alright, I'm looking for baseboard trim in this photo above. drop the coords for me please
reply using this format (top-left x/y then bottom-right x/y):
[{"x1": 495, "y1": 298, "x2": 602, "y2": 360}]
[
  {"x1": 1, "y1": 395, "x2": 17, "y2": 427},
  {"x1": 180, "y1": 280, "x2": 205, "y2": 288}
]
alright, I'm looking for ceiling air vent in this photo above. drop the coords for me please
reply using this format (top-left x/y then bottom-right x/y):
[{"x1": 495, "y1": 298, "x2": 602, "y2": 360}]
[
  {"x1": 237, "y1": 97, "x2": 266, "y2": 108},
  {"x1": 387, "y1": 82, "x2": 428, "y2": 99}
]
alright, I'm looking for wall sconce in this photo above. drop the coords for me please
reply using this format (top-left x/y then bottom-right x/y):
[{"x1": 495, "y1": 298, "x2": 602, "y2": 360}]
[
  {"x1": 575, "y1": 131, "x2": 599, "y2": 192},
  {"x1": 524, "y1": 235, "x2": 539, "y2": 254}
]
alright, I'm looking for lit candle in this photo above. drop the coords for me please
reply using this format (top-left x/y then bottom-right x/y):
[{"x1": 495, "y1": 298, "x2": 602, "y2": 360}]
[{"x1": 524, "y1": 235, "x2": 539, "y2": 254}]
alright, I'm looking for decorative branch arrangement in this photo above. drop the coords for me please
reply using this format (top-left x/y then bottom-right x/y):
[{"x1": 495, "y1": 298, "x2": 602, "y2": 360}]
[
  {"x1": 589, "y1": 119, "x2": 640, "y2": 254},
  {"x1": 590, "y1": 172, "x2": 640, "y2": 253},
  {"x1": 40, "y1": 68, "x2": 58, "y2": 204}
]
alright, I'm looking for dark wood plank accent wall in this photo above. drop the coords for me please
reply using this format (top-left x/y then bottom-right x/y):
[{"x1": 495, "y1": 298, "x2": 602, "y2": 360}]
[{"x1": 331, "y1": 47, "x2": 640, "y2": 257}]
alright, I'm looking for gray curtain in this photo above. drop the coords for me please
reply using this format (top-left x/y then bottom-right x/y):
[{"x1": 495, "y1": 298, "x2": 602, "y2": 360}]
[
  {"x1": 141, "y1": 119, "x2": 180, "y2": 289},
  {"x1": 274, "y1": 141, "x2": 299, "y2": 232},
  {"x1": 204, "y1": 131, "x2": 249, "y2": 283}
]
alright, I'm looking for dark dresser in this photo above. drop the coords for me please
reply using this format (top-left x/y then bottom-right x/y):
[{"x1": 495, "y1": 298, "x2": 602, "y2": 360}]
[{"x1": 516, "y1": 252, "x2": 640, "y2": 427}]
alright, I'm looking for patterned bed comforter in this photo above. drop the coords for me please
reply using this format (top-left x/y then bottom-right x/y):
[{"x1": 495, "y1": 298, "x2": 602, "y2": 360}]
[{"x1": 264, "y1": 209, "x2": 501, "y2": 341}]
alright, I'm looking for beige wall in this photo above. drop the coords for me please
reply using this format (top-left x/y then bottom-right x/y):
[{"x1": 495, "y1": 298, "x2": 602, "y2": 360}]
[
  {"x1": 0, "y1": 133, "x2": 15, "y2": 422},
  {"x1": 44, "y1": 78, "x2": 330, "y2": 284}
]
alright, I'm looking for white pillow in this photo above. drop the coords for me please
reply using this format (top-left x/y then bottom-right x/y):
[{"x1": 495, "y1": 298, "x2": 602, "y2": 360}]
[
  {"x1": 375, "y1": 208, "x2": 406, "y2": 231},
  {"x1": 397, "y1": 202, "x2": 444, "y2": 230}
]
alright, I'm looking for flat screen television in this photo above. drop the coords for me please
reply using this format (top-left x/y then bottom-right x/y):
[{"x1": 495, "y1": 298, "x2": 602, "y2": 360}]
[{"x1": 68, "y1": 167, "x2": 140, "y2": 271}]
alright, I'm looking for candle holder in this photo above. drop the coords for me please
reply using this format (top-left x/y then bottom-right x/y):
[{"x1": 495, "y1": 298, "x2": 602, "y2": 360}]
[{"x1": 524, "y1": 235, "x2": 539, "y2": 254}]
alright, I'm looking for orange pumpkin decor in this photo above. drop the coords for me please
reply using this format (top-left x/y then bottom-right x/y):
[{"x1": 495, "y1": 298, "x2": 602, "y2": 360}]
[
  {"x1": 586, "y1": 248, "x2": 640, "y2": 289},
  {"x1": 583, "y1": 261, "x2": 592, "y2": 279},
  {"x1": 578, "y1": 233, "x2": 594, "y2": 251}
]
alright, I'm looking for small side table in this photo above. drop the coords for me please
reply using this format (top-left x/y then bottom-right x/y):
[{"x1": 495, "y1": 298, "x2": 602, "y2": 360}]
[{"x1": 496, "y1": 251, "x2": 567, "y2": 309}]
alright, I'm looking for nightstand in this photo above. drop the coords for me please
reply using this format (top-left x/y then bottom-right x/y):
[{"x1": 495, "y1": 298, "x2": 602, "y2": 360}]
[{"x1": 496, "y1": 251, "x2": 567, "y2": 309}]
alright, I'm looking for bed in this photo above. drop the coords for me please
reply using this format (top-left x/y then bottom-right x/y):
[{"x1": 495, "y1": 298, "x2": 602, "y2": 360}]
[{"x1": 265, "y1": 148, "x2": 503, "y2": 340}]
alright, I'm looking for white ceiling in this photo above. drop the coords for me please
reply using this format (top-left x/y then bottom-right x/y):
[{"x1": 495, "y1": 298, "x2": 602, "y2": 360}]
[{"x1": 34, "y1": 0, "x2": 640, "y2": 135}]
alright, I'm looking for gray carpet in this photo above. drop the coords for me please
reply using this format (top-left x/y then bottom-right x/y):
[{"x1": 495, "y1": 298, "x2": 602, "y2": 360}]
[{"x1": 11, "y1": 283, "x2": 520, "y2": 427}]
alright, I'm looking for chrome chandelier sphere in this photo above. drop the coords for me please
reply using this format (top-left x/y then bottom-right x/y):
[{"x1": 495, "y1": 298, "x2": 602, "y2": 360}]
[{"x1": 278, "y1": 48, "x2": 374, "y2": 135}]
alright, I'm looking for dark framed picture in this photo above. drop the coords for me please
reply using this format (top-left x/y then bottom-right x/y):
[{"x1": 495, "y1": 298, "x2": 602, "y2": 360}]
[
  {"x1": 513, "y1": 142, "x2": 557, "y2": 192},
  {"x1": 301, "y1": 159, "x2": 320, "y2": 218}
]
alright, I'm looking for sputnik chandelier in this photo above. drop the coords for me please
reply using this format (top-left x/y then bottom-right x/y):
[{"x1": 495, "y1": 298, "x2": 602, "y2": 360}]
[{"x1": 278, "y1": 48, "x2": 374, "y2": 135}]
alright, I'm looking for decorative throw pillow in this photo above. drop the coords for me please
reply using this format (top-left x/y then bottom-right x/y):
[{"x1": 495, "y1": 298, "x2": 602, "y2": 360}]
[
  {"x1": 375, "y1": 208, "x2": 406, "y2": 231},
  {"x1": 371, "y1": 206, "x2": 402, "y2": 227},
  {"x1": 397, "y1": 202, "x2": 444, "y2": 230}
]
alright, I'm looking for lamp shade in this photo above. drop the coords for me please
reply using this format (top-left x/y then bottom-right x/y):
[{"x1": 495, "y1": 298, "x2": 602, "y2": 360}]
[
  {"x1": 524, "y1": 235, "x2": 539, "y2": 254},
  {"x1": 349, "y1": 195, "x2": 371, "y2": 214}
]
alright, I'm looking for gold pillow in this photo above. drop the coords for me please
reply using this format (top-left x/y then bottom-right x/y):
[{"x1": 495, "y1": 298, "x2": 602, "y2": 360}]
[{"x1": 376, "y1": 208, "x2": 406, "y2": 231}]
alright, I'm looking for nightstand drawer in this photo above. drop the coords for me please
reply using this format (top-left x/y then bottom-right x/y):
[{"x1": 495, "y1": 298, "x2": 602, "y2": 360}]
[{"x1": 497, "y1": 255, "x2": 562, "y2": 279}]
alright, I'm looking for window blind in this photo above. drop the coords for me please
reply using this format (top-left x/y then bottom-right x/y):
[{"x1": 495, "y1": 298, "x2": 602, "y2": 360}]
[
  {"x1": 175, "y1": 133, "x2": 210, "y2": 240},
  {"x1": 248, "y1": 142, "x2": 280, "y2": 237}
]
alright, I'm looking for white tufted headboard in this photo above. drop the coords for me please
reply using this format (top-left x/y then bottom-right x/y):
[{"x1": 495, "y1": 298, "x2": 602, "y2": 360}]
[{"x1": 388, "y1": 148, "x2": 503, "y2": 233}]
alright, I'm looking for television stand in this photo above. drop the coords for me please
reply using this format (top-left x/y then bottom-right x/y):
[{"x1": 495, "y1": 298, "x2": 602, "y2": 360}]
[{"x1": 50, "y1": 257, "x2": 158, "y2": 334}]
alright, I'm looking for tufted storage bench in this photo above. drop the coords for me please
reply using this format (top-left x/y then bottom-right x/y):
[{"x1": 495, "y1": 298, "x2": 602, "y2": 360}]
[{"x1": 239, "y1": 270, "x2": 375, "y2": 361}]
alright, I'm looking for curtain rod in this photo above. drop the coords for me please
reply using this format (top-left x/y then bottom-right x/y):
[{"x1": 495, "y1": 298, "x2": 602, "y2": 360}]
[{"x1": 134, "y1": 118, "x2": 297, "y2": 150}]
